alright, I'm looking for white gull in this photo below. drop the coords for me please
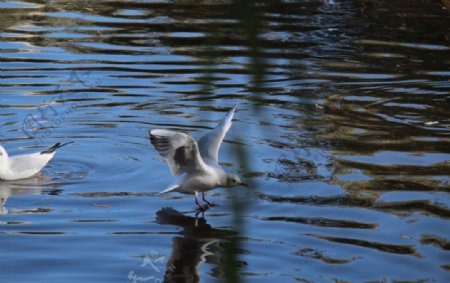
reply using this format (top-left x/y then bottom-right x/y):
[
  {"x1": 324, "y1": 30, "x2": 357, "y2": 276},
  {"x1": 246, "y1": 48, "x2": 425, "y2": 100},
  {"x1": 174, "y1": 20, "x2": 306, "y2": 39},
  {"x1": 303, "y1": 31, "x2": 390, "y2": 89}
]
[
  {"x1": 149, "y1": 103, "x2": 246, "y2": 211},
  {"x1": 0, "y1": 142, "x2": 73, "y2": 181}
]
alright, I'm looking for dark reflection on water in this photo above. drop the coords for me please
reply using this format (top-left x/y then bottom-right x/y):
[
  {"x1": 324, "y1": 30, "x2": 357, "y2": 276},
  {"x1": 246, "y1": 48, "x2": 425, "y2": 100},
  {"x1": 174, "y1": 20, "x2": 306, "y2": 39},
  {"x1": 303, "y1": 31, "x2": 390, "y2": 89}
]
[
  {"x1": 1, "y1": 0, "x2": 450, "y2": 282},
  {"x1": 156, "y1": 207, "x2": 236, "y2": 283},
  {"x1": 0, "y1": 176, "x2": 54, "y2": 215}
]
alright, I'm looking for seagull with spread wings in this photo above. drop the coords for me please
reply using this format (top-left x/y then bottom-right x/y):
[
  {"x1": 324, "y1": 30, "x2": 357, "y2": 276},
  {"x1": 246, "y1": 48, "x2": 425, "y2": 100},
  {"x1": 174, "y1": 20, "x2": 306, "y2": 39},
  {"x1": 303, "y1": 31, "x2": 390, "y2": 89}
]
[
  {"x1": 149, "y1": 103, "x2": 246, "y2": 211},
  {"x1": 0, "y1": 142, "x2": 73, "y2": 181}
]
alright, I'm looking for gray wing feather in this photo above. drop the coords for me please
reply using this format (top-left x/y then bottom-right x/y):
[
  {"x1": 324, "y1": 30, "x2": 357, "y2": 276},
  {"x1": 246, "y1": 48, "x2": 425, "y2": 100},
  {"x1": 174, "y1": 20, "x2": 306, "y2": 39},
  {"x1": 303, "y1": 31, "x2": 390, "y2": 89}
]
[
  {"x1": 198, "y1": 103, "x2": 238, "y2": 167},
  {"x1": 149, "y1": 129, "x2": 208, "y2": 176}
]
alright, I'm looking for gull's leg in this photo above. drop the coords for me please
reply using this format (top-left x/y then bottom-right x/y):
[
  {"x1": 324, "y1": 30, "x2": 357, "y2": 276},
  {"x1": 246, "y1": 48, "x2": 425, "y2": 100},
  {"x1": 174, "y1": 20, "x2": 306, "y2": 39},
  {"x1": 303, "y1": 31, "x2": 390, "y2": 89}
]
[
  {"x1": 195, "y1": 191, "x2": 208, "y2": 211},
  {"x1": 195, "y1": 210, "x2": 204, "y2": 221},
  {"x1": 202, "y1": 192, "x2": 217, "y2": 207}
]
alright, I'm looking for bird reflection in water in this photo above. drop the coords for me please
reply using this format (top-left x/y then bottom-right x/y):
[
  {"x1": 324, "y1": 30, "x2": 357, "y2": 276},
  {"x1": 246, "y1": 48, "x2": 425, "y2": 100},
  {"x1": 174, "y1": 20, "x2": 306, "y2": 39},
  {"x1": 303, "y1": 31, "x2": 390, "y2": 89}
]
[
  {"x1": 0, "y1": 175, "x2": 54, "y2": 214},
  {"x1": 156, "y1": 207, "x2": 236, "y2": 283}
]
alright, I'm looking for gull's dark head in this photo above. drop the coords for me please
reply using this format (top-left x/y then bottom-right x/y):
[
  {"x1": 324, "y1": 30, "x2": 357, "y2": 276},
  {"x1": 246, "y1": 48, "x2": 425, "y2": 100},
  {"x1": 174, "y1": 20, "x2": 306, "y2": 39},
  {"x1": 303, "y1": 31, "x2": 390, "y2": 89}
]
[{"x1": 224, "y1": 174, "x2": 248, "y2": 188}]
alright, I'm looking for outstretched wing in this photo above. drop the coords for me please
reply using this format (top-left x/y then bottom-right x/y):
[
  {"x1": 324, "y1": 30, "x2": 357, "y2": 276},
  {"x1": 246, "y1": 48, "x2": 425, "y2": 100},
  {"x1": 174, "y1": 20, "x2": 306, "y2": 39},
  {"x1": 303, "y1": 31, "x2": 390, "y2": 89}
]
[
  {"x1": 149, "y1": 129, "x2": 209, "y2": 176},
  {"x1": 198, "y1": 103, "x2": 238, "y2": 167}
]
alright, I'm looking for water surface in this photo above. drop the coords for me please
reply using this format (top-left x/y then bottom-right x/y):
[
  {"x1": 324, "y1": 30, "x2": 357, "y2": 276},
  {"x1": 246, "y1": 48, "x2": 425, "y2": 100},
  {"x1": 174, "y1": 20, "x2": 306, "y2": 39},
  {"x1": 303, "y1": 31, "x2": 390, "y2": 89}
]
[{"x1": 1, "y1": 0, "x2": 449, "y2": 282}]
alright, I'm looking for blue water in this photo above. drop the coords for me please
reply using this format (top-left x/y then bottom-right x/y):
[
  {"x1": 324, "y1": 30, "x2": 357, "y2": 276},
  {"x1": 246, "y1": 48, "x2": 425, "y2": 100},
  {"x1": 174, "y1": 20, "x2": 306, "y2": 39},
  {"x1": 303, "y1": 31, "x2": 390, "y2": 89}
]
[{"x1": 1, "y1": 0, "x2": 449, "y2": 282}]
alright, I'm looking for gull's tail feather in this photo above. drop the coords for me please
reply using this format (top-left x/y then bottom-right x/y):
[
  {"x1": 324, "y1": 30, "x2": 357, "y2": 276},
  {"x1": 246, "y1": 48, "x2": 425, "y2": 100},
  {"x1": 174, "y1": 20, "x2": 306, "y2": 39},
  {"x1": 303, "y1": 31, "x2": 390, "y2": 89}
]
[
  {"x1": 158, "y1": 175, "x2": 184, "y2": 195},
  {"x1": 41, "y1": 141, "x2": 74, "y2": 155},
  {"x1": 158, "y1": 184, "x2": 180, "y2": 195}
]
